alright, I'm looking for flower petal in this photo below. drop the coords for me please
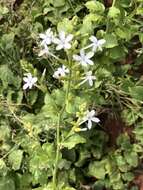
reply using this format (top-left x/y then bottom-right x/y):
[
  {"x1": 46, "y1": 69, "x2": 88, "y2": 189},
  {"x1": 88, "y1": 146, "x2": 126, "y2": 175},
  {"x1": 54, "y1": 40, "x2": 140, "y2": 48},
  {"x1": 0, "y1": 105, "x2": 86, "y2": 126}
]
[
  {"x1": 87, "y1": 59, "x2": 94, "y2": 65},
  {"x1": 89, "y1": 79, "x2": 93, "y2": 86},
  {"x1": 39, "y1": 33, "x2": 46, "y2": 39},
  {"x1": 66, "y1": 34, "x2": 73, "y2": 42},
  {"x1": 90, "y1": 110, "x2": 96, "y2": 117},
  {"x1": 73, "y1": 55, "x2": 81, "y2": 61},
  {"x1": 98, "y1": 39, "x2": 106, "y2": 46},
  {"x1": 80, "y1": 128, "x2": 88, "y2": 131},
  {"x1": 23, "y1": 77, "x2": 29, "y2": 82},
  {"x1": 56, "y1": 44, "x2": 63, "y2": 50},
  {"x1": 38, "y1": 47, "x2": 49, "y2": 56},
  {"x1": 23, "y1": 83, "x2": 29, "y2": 90},
  {"x1": 80, "y1": 49, "x2": 85, "y2": 57},
  {"x1": 45, "y1": 28, "x2": 51, "y2": 35},
  {"x1": 64, "y1": 43, "x2": 71, "y2": 49},
  {"x1": 87, "y1": 120, "x2": 92, "y2": 129},
  {"x1": 59, "y1": 31, "x2": 65, "y2": 41},
  {"x1": 32, "y1": 77, "x2": 38, "y2": 84},
  {"x1": 91, "y1": 117, "x2": 100, "y2": 123},
  {"x1": 89, "y1": 36, "x2": 97, "y2": 43}
]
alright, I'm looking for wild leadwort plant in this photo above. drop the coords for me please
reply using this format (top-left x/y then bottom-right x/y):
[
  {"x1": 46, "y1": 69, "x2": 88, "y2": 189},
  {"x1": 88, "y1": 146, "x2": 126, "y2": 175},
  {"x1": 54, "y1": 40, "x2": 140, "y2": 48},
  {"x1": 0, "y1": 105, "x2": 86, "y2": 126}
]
[
  {"x1": 1, "y1": 1, "x2": 143, "y2": 190},
  {"x1": 36, "y1": 28, "x2": 106, "y2": 189}
]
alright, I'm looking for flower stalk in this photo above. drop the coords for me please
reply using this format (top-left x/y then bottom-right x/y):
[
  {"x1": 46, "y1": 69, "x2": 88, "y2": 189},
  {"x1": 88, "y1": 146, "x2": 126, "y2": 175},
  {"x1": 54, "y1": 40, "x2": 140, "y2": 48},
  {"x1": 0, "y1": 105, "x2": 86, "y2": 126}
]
[{"x1": 52, "y1": 53, "x2": 72, "y2": 190}]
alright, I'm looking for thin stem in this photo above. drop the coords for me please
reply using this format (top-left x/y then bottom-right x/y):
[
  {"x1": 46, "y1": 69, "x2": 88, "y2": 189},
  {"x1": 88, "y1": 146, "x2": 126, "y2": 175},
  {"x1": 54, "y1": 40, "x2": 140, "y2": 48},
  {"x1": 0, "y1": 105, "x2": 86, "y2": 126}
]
[
  {"x1": 112, "y1": 0, "x2": 116, "y2": 7},
  {"x1": 52, "y1": 113, "x2": 61, "y2": 190},
  {"x1": 82, "y1": 44, "x2": 93, "y2": 50},
  {"x1": 49, "y1": 52, "x2": 64, "y2": 64},
  {"x1": 52, "y1": 53, "x2": 72, "y2": 190},
  {"x1": 67, "y1": 0, "x2": 75, "y2": 15},
  {"x1": 65, "y1": 53, "x2": 72, "y2": 105}
]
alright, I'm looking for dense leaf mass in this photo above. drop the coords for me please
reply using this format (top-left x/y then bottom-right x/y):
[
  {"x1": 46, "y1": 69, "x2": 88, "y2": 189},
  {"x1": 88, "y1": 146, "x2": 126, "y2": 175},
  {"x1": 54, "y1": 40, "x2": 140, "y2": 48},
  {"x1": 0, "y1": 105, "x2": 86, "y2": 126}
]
[{"x1": 0, "y1": 0, "x2": 143, "y2": 190}]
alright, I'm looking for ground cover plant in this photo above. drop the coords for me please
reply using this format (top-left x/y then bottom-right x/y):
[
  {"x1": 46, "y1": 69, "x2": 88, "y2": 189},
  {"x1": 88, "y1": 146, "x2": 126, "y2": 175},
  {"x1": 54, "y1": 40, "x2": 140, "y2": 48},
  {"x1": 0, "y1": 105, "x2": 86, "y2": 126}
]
[{"x1": 1, "y1": 0, "x2": 143, "y2": 189}]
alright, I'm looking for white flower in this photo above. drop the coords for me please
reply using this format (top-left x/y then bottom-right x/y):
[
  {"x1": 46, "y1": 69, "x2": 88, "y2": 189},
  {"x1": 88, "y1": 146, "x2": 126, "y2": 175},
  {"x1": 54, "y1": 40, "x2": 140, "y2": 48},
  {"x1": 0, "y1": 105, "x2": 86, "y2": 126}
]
[
  {"x1": 89, "y1": 36, "x2": 106, "y2": 52},
  {"x1": 38, "y1": 45, "x2": 49, "y2": 57},
  {"x1": 80, "y1": 71, "x2": 96, "y2": 86},
  {"x1": 39, "y1": 28, "x2": 54, "y2": 46},
  {"x1": 80, "y1": 110, "x2": 100, "y2": 130},
  {"x1": 53, "y1": 31, "x2": 73, "y2": 50},
  {"x1": 73, "y1": 50, "x2": 94, "y2": 67},
  {"x1": 53, "y1": 65, "x2": 69, "y2": 79},
  {"x1": 23, "y1": 73, "x2": 37, "y2": 90}
]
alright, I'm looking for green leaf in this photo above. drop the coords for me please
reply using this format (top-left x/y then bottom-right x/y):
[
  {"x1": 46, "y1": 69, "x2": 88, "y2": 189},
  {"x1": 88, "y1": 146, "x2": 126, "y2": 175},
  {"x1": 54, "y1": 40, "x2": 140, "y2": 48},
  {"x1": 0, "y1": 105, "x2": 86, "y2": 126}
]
[
  {"x1": 105, "y1": 34, "x2": 118, "y2": 48},
  {"x1": 26, "y1": 90, "x2": 38, "y2": 105},
  {"x1": 80, "y1": 14, "x2": 93, "y2": 34},
  {"x1": 116, "y1": 27, "x2": 132, "y2": 40},
  {"x1": 85, "y1": 1, "x2": 105, "y2": 13},
  {"x1": 53, "y1": 0, "x2": 65, "y2": 7},
  {"x1": 109, "y1": 46, "x2": 126, "y2": 60},
  {"x1": 0, "y1": 177, "x2": 15, "y2": 190},
  {"x1": 0, "y1": 5, "x2": 9, "y2": 16},
  {"x1": 0, "y1": 65, "x2": 21, "y2": 89},
  {"x1": 134, "y1": 122, "x2": 143, "y2": 145},
  {"x1": 75, "y1": 149, "x2": 90, "y2": 167},
  {"x1": 120, "y1": 0, "x2": 131, "y2": 7},
  {"x1": 121, "y1": 109, "x2": 139, "y2": 126},
  {"x1": 117, "y1": 134, "x2": 132, "y2": 150},
  {"x1": 58, "y1": 159, "x2": 71, "y2": 170},
  {"x1": 129, "y1": 86, "x2": 143, "y2": 101},
  {"x1": 108, "y1": 7, "x2": 120, "y2": 18},
  {"x1": 115, "y1": 155, "x2": 128, "y2": 172},
  {"x1": 66, "y1": 95, "x2": 86, "y2": 114},
  {"x1": 52, "y1": 89, "x2": 65, "y2": 107},
  {"x1": 122, "y1": 172, "x2": 134, "y2": 182},
  {"x1": 124, "y1": 151, "x2": 138, "y2": 167},
  {"x1": 110, "y1": 172, "x2": 124, "y2": 189},
  {"x1": 1, "y1": 33, "x2": 15, "y2": 50},
  {"x1": 0, "y1": 159, "x2": 8, "y2": 176},
  {"x1": 88, "y1": 161, "x2": 106, "y2": 179},
  {"x1": 8, "y1": 150, "x2": 23, "y2": 170},
  {"x1": 57, "y1": 18, "x2": 74, "y2": 33},
  {"x1": 0, "y1": 123, "x2": 10, "y2": 141},
  {"x1": 62, "y1": 134, "x2": 86, "y2": 149},
  {"x1": 62, "y1": 148, "x2": 76, "y2": 162}
]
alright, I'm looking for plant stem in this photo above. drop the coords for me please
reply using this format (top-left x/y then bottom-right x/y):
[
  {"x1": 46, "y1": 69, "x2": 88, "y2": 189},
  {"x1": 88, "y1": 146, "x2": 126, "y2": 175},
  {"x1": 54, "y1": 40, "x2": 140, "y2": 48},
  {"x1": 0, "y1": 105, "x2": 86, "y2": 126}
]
[
  {"x1": 112, "y1": 0, "x2": 116, "y2": 7},
  {"x1": 52, "y1": 113, "x2": 61, "y2": 190},
  {"x1": 52, "y1": 54, "x2": 72, "y2": 190}
]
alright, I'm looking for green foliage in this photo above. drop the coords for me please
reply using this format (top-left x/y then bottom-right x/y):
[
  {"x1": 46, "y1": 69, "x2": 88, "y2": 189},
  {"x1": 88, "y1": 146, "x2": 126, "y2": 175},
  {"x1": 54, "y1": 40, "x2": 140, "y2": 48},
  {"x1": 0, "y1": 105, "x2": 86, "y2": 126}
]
[
  {"x1": 0, "y1": 0, "x2": 143, "y2": 190},
  {"x1": 61, "y1": 133, "x2": 86, "y2": 149},
  {"x1": 8, "y1": 150, "x2": 23, "y2": 170}
]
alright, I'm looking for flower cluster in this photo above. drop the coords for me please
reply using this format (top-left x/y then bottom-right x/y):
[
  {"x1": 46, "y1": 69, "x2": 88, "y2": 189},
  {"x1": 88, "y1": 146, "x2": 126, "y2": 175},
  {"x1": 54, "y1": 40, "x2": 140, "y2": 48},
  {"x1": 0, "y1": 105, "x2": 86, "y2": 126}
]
[
  {"x1": 80, "y1": 110, "x2": 100, "y2": 131},
  {"x1": 23, "y1": 73, "x2": 37, "y2": 90},
  {"x1": 39, "y1": 29, "x2": 73, "y2": 57},
  {"x1": 53, "y1": 65, "x2": 69, "y2": 79},
  {"x1": 38, "y1": 29, "x2": 105, "y2": 84},
  {"x1": 23, "y1": 29, "x2": 105, "y2": 130}
]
